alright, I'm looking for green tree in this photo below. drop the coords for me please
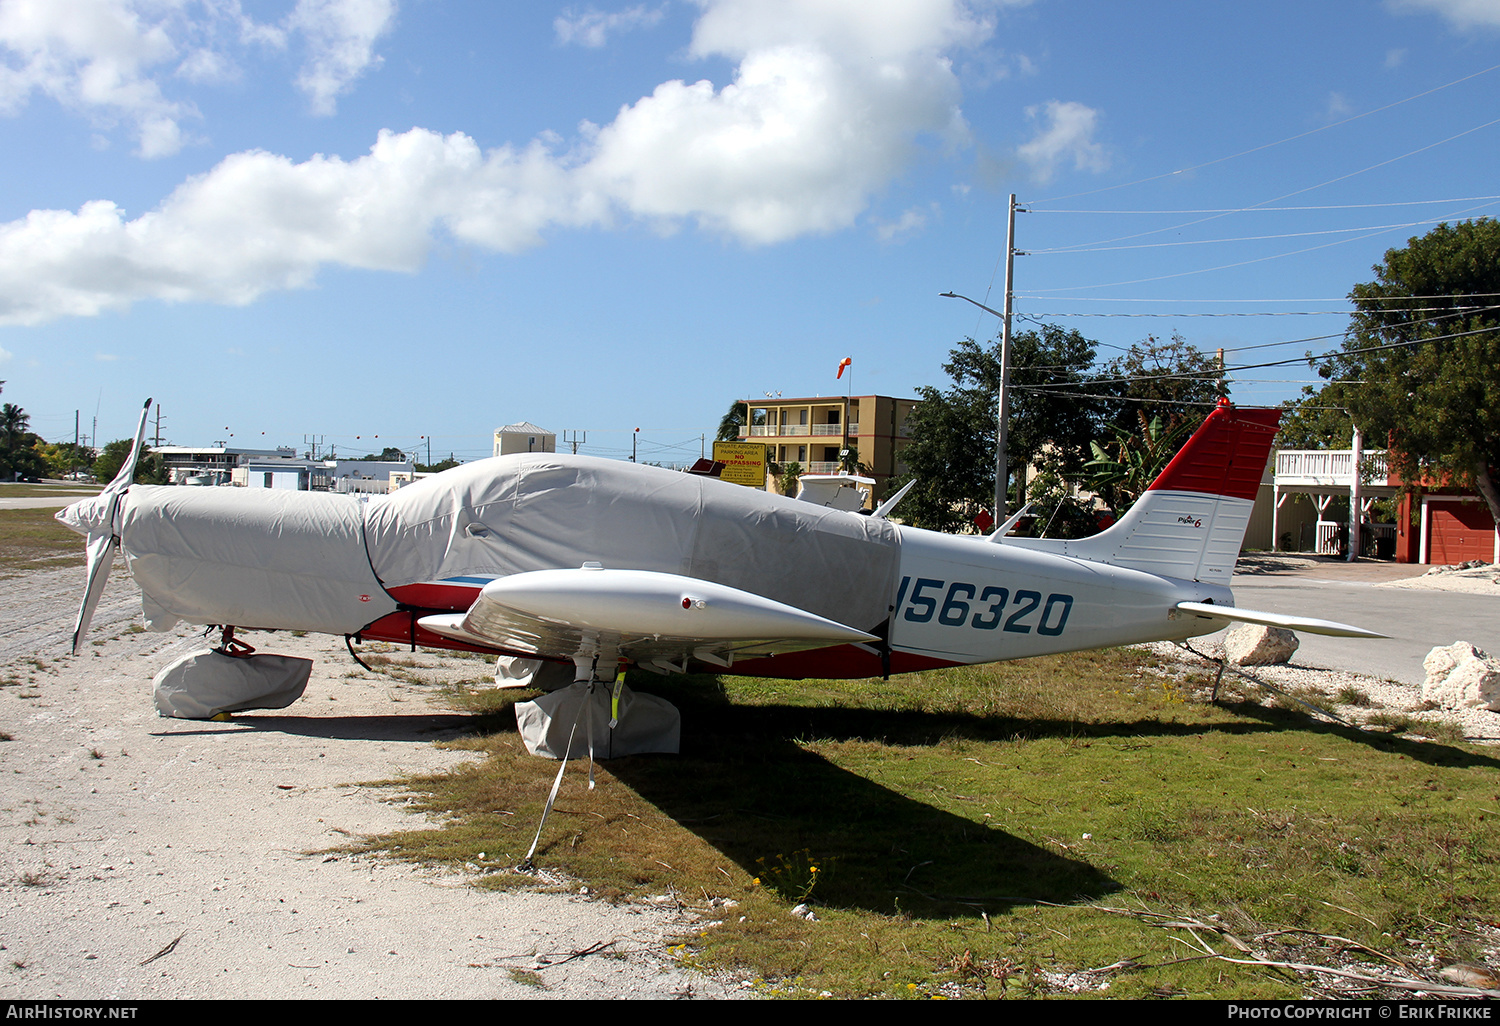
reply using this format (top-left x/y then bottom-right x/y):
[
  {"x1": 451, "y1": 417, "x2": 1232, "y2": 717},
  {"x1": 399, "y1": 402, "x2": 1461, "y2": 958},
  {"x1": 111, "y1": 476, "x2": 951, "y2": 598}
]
[
  {"x1": 716, "y1": 401, "x2": 747, "y2": 442},
  {"x1": 1319, "y1": 219, "x2": 1500, "y2": 523},
  {"x1": 1097, "y1": 331, "x2": 1225, "y2": 434},
  {"x1": 896, "y1": 377, "x2": 996, "y2": 532},
  {"x1": 416, "y1": 457, "x2": 461, "y2": 473},
  {"x1": 1084, "y1": 411, "x2": 1195, "y2": 510},
  {"x1": 0, "y1": 403, "x2": 48, "y2": 481},
  {"x1": 0, "y1": 403, "x2": 27, "y2": 450},
  {"x1": 358, "y1": 446, "x2": 409, "y2": 462},
  {"x1": 778, "y1": 461, "x2": 803, "y2": 497},
  {"x1": 898, "y1": 326, "x2": 1107, "y2": 532},
  {"x1": 1276, "y1": 387, "x2": 1355, "y2": 450},
  {"x1": 94, "y1": 440, "x2": 167, "y2": 485}
]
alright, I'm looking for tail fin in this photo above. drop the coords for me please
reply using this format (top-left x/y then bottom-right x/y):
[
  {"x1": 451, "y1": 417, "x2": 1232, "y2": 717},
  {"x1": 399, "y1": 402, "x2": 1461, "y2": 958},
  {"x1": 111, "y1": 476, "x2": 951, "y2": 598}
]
[{"x1": 1006, "y1": 401, "x2": 1280, "y2": 584}]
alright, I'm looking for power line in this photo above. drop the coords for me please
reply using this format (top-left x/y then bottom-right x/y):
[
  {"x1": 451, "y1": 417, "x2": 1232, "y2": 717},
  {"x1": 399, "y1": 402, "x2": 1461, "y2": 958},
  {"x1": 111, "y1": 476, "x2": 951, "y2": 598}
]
[
  {"x1": 1019, "y1": 323, "x2": 1499, "y2": 391},
  {"x1": 1016, "y1": 205, "x2": 1493, "y2": 293},
  {"x1": 1030, "y1": 61, "x2": 1500, "y2": 204},
  {"x1": 1026, "y1": 213, "x2": 1498, "y2": 254},
  {"x1": 1024, "y1": 124, "x2": 1500, "y2": 256},
  {"x1": 1018, "y1": 301, "x2": 1500, "y2": 321},
  {"x1": 1020, "y1": 310, "x2": 1347, "y2": 318},
  {"x1": 1014, "y1": 292, "x2": 1500, "y2": 303},
  {"x1": 1030, "y1": 195, "x2": 1500, "y2": 215}
]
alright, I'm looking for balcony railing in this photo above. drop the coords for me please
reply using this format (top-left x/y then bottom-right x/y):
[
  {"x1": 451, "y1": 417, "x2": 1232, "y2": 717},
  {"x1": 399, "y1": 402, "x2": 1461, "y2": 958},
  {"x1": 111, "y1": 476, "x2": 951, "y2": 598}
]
[
  {"x1": 746, "y1": 423, "x2": 849, "y2": 438},
  {"x1": 1275, "y1": 449, "x2": 1388, "y2": 487},
  {"x1": 805, "y1": 461, "x2": 841, "y2": 474}
]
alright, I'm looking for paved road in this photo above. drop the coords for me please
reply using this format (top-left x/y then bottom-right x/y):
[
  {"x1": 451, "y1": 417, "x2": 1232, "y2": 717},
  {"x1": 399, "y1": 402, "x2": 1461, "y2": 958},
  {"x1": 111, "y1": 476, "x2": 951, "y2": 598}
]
[
  {"x1": 0, "y1": 494, "x2": 96, "y2": 509},
  {"x1": 1220, "y1": 561, "x2": 1500, "y2": 686}
]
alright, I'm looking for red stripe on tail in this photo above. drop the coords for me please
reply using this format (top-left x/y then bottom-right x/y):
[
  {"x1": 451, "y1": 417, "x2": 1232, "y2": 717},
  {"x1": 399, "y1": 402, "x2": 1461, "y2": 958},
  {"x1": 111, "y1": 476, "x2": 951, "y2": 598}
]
[{"x1": 1146, "y1": 401, "x2": 1281, "y2": 503}]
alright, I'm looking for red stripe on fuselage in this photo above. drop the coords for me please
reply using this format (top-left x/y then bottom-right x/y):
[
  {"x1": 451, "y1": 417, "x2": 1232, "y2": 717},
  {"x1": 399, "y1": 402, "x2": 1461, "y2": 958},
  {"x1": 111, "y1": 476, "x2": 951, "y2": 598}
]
[
  {"x1": 377, "y1": 583, "x2": 951, "y2": 679},
  {"x1": 385, "y1": 581, "x2": 483, "y2": 612}
]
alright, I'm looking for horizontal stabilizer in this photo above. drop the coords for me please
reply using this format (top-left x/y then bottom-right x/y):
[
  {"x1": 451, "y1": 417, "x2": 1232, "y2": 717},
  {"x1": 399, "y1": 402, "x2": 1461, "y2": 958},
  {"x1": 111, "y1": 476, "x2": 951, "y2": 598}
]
[{"x1": 1175, "y1": 601, "x2": 1387, "y2": 639}]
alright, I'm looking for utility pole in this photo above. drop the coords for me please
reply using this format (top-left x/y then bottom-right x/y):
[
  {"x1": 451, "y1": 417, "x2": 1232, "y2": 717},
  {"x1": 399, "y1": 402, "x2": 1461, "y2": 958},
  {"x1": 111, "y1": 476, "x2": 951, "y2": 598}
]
[
  {"x1": 996, "y1": 194, "x2": 1018, "y2": 520},
  {"x1": 564, "y1": 429, "x2": 586, "y2": 455},
  {"x1": 1349, "y1": 422, "x2": 1362, "y2": 563},
  {"x1": 943, "y1": 194, "x2": 1023, "y2": 520},
  {"x1": 631, "y1": 428, "x2": 639, "y2": 462}
]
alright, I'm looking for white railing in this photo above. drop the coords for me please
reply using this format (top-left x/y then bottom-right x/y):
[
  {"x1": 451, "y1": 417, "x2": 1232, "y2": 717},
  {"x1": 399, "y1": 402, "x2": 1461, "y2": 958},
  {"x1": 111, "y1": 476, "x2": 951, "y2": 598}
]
[
  {"x1": 1275, "y1": 449, "x2": 1388, "y2": 487},
  {"x1": 846, "y1": 422, "x2": 859, "y2": 435},
  {"x1": 747, "y1": 424, "x2": 812, "y2": 437},
  {"x1": 1315, "y1": 520, "x2": 1396, "y2": 556},
  {"x1": 805, "y1": 461, "x2": 841, "y2": 474}
]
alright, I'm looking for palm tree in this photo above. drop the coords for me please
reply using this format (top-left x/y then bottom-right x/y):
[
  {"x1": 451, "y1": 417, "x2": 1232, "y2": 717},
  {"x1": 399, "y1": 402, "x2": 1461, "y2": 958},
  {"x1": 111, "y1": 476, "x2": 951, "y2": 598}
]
[
  {"x1": 716, "y1": 401, "x2": 747, "y2": 442},
  {"x1": 0, "y1": 403, "x2": 29, "y2": 450},
  {"x1": 0, "y1": 402, "x2": 32, "y2": 481},
  {"x1": 1084, "y1": 411, "x2": 1194, "y2": 510}
]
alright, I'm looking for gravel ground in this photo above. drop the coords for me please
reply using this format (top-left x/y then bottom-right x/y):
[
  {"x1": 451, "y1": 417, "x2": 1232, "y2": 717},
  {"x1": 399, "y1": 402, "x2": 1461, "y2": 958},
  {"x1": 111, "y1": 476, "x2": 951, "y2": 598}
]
[
  {"x1": 1383, "y1": 561, "x2": 1500, "y2": 597},
  {"x1": 1143, "y1": 636, "x2": 1500, "y2": 745},
  {"x1": 0, "y1": 562, "x2": 745, "y2": 1000}
]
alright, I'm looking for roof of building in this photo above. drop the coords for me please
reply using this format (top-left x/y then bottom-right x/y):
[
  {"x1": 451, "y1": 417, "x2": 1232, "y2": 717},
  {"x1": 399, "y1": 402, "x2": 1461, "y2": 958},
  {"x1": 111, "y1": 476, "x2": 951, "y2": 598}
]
[
  {"x1": 739, "y1": 394, "x2": 915, "y2": 404},
  {"x1": 496, "y1": 421, "x2": 553, "y2": 435}
]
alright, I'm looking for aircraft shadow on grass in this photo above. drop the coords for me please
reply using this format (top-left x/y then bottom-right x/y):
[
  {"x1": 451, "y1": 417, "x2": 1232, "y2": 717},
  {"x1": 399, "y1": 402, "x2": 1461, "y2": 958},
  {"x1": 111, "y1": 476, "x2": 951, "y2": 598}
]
[{"x1": 145, "y1": 672, "x2": 1498, "y2": 916}]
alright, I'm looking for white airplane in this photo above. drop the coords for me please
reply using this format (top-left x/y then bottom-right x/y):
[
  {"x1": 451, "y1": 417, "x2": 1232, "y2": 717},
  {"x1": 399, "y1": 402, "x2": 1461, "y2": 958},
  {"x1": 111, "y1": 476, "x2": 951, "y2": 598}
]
[{"x1": 58, "y1": 399, "x2": 1379, "y2": 710}]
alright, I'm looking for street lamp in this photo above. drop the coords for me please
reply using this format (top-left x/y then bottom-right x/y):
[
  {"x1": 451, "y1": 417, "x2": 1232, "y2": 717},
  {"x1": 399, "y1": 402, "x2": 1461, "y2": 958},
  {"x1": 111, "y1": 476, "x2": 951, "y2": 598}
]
[
  {"x1": 942, "y1": 195, "x2": 1020, "y2": 519},
  {"x1": 942, "y1": 290, "x2": 1013, "y2": 520}
]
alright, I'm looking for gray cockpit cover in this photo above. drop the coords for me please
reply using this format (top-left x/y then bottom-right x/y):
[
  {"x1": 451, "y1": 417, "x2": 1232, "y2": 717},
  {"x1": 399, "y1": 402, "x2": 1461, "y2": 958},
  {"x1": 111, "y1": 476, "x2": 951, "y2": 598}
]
[{"x1": 364, "y1": 455, "x2": 901, "y2": 632}]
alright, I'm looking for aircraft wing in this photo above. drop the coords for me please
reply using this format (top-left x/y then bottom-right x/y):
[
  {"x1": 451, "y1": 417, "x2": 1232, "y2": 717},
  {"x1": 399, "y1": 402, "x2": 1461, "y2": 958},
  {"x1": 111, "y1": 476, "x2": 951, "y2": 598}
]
[
  {"x1": 418, "y1": 566, "x2": 877, "y2": 671},
  {"x1": 1175, "y1": 601, "x2": 1387, "y2": 639}
]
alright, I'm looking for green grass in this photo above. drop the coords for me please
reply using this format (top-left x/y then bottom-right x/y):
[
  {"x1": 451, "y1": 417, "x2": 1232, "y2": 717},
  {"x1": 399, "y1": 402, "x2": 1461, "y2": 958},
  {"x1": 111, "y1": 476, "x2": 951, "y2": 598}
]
[
  {"x1": 0, "y1": 507, "x2": 86, "y2": 577},
  {"x1": 356, "y1": 649, "x2": 1500, "y2": 999}
]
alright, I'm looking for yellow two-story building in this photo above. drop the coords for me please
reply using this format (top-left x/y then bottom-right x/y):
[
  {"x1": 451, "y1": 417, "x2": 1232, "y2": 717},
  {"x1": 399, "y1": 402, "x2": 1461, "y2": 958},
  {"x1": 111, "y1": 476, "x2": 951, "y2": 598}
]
[{"x1": 738, "y1": 394, "x2": 917, "y2": 499}]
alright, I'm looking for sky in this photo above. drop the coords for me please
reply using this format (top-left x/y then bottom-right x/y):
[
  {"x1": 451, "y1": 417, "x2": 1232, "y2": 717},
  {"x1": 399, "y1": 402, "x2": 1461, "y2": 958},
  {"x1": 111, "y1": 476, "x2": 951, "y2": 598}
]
[{"x1": 1, "y1": 0, "x2": 1498, "y2": 466}]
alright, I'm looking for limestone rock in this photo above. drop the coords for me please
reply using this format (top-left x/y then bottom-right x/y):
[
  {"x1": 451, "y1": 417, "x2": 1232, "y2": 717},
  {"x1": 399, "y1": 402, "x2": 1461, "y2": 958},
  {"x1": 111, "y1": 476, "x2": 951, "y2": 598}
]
[
  {"x1": 1423, "y1": 641, "x2": 1500, "y2": 711},
  {"x1": 1224, "y1": 624, "x2": 1299, "y2": 666}
]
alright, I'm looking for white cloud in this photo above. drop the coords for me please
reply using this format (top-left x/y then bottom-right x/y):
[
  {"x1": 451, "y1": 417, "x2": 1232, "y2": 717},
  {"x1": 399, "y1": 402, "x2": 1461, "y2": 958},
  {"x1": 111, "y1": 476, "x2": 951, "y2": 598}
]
[
  {"x1": 0, "y1": 1, "x2": 995, "y2": 323},
  {"x1": 0, "y1": 0, "x2": 193, "y2": 157},
  {"x1": 874, "y1": 205, "x2": 933, "y2": 241},
  {"x1": 555, "y1": 4, "x2": 665, "y2": 48},
  {"x1": 1384, "y1": 47, "x2": 1407, "y2": 68},
  {"x1": 0, "y1": 0, "x2": 397, "y2": 154},
  {"x1": 1016, "y1": 99, "x2": 1108, "y2": 184},
  {"x1": 1389, "y1": 0, "x2": 1500, "y2": 30},
  {"x1": 0, "y1": 128, "x2": 603, "y2": 323},
  {"x1": 583, "y1": 0, "x2": 978, "y2": 242},
  {"x1": 288, "y1": 0, "x2": 396, "y2": 116}
]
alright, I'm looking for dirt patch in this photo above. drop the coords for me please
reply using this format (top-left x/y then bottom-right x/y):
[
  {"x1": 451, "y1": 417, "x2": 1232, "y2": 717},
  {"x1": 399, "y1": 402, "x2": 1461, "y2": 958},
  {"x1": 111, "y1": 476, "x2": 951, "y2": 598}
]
[{"x1": 0, "y1": 565, "x2": 743, "y2": 999}]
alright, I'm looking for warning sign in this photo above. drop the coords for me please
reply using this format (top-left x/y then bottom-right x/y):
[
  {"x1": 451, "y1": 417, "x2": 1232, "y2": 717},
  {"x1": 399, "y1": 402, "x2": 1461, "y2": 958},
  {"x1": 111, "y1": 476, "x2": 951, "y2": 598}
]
[{"x1": 712, "y1": 441, "x2": 768, "y2": 488}]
